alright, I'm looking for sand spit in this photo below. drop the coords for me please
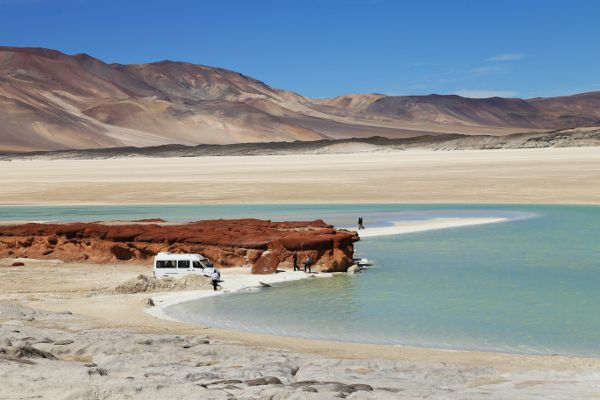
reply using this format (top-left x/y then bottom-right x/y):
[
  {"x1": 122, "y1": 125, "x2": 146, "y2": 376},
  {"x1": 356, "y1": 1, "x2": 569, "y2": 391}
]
[{"x1": 355, "y1": 217, "x2": 508, "y2": 238}]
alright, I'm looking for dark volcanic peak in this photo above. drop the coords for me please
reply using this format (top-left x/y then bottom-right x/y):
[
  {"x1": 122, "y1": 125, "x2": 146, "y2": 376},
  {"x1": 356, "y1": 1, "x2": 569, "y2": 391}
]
[{"x1": 1, "y1": 46, "x2": 600, "y2": 152}]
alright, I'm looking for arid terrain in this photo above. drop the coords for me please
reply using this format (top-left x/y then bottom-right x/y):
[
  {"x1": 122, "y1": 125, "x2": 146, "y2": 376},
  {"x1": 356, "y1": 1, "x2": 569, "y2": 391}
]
[
  {"x1": 0, "y1": 126, "x2": 598, "y2": 160},
  {"x1": 1, "y1": 146, "x2": 600, "y2": 205},
  {"x1": 2, "y1": 46, "x2": 600, "y2": 152}
]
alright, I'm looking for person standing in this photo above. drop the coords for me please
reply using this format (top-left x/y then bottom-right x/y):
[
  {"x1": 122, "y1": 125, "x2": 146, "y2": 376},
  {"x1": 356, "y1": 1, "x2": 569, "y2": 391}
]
[
  {"x1": 358, "y1": 217, "x2": 365, "y2": 230},
  {"x1": 292, "y1": 252, "x2": 299, "y2": 271},
  {"x1": 303, "y1": 255, "x2": 313, "y2": 273},
  {"x1": 211, "y1": 269, "x2": 220, "y2": 291}
]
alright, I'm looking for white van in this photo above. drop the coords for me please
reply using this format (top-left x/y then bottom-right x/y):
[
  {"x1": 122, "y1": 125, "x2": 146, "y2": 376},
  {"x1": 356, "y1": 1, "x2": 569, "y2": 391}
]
[{"x1": 153, "y1": 252, "x2": 215, "y2": 279}]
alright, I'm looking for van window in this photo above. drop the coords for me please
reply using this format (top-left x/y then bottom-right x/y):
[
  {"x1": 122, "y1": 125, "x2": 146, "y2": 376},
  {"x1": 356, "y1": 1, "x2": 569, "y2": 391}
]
[
  {"x1": 200, "y1": 260, "x2": 213, "y2": 268},
  {"x1": 192, "y1": 261, "x2": 204, "y2": 269},
  {"x1": 156, "y1": 260, "x2": 177, "y2": 268},
  {"x1": 178, "y1": 260, "x2": 190, "y2": 269}
]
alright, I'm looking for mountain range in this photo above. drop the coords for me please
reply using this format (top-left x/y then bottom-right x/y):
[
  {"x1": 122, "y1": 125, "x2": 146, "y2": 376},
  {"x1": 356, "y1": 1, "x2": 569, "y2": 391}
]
[{"x1": 1, "y1": 46, "x2": 600, "y2": 152}]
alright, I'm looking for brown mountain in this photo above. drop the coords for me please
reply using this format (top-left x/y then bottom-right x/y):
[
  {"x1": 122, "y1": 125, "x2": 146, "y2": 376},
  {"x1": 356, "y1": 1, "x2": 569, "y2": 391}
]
[{"x1": 1, "y1": 46, "x2": 600, "y2": 152}]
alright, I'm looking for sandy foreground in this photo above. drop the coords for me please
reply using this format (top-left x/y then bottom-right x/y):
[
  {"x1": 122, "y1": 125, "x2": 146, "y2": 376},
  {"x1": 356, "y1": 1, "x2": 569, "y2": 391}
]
[
  {"x1": 2, "y1": 220, "x2": 600, "y2": 399},
  {"x1": 1, "y1": 147, "x2": 600, "y2": 204}
]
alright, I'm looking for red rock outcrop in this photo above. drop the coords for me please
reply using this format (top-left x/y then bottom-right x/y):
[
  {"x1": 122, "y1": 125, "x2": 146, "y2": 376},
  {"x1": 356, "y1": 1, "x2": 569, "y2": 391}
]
[
  {"x1": 0, "y1": 219, "x2": 359, "y2": 273},
  {"x1": 251, "y1": 252, "x2": 281, "y2": 275}
]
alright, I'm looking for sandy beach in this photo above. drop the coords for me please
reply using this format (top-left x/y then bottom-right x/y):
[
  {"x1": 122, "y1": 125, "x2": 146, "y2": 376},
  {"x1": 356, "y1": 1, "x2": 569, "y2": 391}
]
[
  {"x1": 3, "y1": 217, "x2": 600, "y2": 398},
  {"x1": 1, "y1": 147, "x2": 600, "y2": 205}
]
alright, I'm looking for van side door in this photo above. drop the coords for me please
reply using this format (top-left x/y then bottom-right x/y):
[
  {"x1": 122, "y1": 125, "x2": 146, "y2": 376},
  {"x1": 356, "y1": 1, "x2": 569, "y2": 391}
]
[{"x1": 177, "y1": 260, "x2": 191, "y2": 274}]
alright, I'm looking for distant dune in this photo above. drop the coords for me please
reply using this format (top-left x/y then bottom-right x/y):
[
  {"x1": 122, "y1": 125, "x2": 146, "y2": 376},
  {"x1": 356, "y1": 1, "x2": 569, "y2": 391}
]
[{"x1": 1, "y1": 46, "x2": 600, "y2": 152}]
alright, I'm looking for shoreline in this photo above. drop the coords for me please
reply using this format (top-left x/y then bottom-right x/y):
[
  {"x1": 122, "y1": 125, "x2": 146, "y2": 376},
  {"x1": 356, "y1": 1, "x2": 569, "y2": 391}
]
[
  {"x1": 145, "y1": 268, "x2": 328, "y2": 322},
  {"x1": 2, "y1": 200, "x2": 600, "y2": 207},
  {"x1": 146, "y1": 216, "x2": 523, "y2": 356},
  {"x1": 4, "y1": 214, "x2": 600, "y2": 399},
  {"x1": 147, "y1": 216, "x2": 509, "y2": 320},
  {"x1": 2, "y1": 215, "x2": 599, "y2": 366}
]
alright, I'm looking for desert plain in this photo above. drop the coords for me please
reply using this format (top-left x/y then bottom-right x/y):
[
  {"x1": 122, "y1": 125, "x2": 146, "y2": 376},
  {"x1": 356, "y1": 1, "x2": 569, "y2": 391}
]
[{"x1": 1, "y1": 147, "x2": 600, "y2": 205}]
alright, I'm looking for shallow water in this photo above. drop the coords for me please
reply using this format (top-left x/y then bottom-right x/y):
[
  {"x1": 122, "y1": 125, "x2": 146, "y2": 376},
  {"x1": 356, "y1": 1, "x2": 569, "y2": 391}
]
[{"x1": 3, "y1": 204, "x2": 600, "y2": 356}]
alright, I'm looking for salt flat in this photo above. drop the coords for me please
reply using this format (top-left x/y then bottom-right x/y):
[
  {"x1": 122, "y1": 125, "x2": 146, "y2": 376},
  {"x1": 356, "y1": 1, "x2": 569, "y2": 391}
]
[{"x1": 1, "y1": 147, "x2": 600, "y2": 204}]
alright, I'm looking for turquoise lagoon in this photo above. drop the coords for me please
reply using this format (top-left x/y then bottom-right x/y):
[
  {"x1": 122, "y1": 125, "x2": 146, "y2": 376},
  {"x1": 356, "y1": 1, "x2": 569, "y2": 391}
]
[{"x1": 2, "y1": 204, "x2": 600, "y2": 356}]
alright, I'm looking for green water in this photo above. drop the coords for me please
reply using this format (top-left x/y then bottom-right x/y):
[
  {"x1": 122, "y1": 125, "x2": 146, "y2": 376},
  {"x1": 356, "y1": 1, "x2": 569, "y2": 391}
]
[{"x1": 3, "y1": 204, "x2": 600, "y2": 356}]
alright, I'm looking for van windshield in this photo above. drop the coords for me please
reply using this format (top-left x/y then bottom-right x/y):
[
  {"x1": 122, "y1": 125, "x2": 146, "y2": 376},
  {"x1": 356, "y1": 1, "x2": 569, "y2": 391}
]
[{"x1": 200, "y1": 260, "x2": 213, "y2": 268}]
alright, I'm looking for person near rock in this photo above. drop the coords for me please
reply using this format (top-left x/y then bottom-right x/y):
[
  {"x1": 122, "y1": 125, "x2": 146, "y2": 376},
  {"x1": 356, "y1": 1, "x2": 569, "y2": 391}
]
[
  {"x1": 292, "y1": 252, "x2": 299, "y2": 271},
  {"x1": 358, "y1": 217, "x2": 365, "y2": 230},
  {"x1": 211, "y1": 269, "x2": 221, "y2": 291},
  {"x1": 303, "y1": 255, "x2": 313, "y2": 273}
]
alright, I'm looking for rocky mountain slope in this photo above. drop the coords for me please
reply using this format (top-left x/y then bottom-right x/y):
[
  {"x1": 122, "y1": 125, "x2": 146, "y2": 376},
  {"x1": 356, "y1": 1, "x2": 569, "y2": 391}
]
[{"x1": 2, "y1": 46, "x2": 600, "y2": 152}]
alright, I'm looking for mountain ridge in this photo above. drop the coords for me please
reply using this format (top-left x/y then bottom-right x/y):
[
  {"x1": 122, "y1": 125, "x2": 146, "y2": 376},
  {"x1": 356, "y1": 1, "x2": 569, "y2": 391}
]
[{"x1": 1, "y1": 46, "x2": 600, "y2": 152}]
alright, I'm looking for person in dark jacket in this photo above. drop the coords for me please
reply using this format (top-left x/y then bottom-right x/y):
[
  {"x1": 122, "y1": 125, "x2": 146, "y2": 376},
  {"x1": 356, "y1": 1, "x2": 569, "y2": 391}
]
[
  {"x1": 358, "y1": 217, "x2": 365, "y2": 230},
  {"x1": 292, "y1": 252, "x2": 299, "y2": 271},
  {"x1": 303, "y1": 255, "x2": 313, "y2": 273}
]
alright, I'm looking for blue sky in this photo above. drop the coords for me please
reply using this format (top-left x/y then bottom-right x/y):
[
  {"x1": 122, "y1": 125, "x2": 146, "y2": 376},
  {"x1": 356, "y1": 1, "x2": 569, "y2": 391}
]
[{"x1": 1, "y1": 0, "x2": 599, "y2": 98}]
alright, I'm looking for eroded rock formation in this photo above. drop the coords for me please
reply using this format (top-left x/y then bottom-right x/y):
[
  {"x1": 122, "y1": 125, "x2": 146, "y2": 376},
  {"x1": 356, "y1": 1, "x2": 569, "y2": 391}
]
[{"x1": 0, "y1": 219, "x2": 359, "y2": 273}]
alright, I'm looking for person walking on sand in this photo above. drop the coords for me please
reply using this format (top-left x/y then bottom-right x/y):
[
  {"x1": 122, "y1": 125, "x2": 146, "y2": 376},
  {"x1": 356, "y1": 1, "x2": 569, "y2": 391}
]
[
  {"x1": 303, "y1": 255, "x2": 313, "y2": 273},
  {"x1": 211, "y1": 269, "x2": 220, "y2": 291},
  {"x1": 292, "y1": 252, "x2": 300, "y2": 271},
  {"x1": 358, "y1": 217, "x2": 365, "y2": 230}
]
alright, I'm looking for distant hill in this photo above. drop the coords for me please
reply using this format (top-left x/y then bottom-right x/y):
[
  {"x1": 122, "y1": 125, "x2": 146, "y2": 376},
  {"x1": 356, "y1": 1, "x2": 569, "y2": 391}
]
[{"x1": 1, "y1": 46, "x2": 600, "y2": 152}]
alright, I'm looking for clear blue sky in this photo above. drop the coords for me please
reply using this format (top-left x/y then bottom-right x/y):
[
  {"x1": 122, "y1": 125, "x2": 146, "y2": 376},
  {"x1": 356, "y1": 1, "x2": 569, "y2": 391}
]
[{"x1": 1, "y1": 0, "x2": 599, "y2": 98}]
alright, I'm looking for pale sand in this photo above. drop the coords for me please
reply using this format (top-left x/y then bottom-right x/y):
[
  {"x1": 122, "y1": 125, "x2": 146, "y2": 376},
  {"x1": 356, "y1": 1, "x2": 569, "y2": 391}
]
[
  {"x1": 145, "y1": 268, "x2": 328, "y2": 322},
  {"x1": 354, "y1": 217, "x2": 508, "y2": 238},
  {"x1": 1, "y1": 147, "x2": 600, "y2": 204}
]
